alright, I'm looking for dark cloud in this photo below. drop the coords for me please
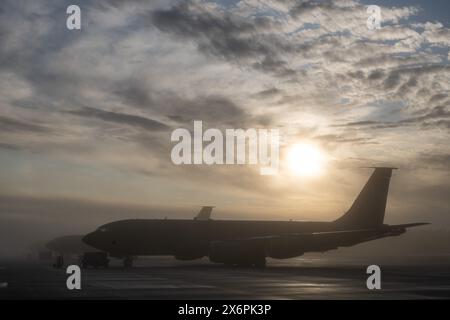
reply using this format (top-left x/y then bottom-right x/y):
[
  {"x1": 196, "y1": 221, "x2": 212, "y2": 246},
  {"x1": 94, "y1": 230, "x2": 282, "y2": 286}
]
[
  {"x1": 429, "y1": 93, "x2": 448, "y2": 103},
  {"x1": 93, "y1": 0, "x2": 149, "y2": 9},
  {"x1": 160, "y1": 95, "x2": 262, "y2": 127},
  {"x1": 355, "y1": 54, "x2": 426, "y2": 70},
  {"x1": 367, "y1": 69, "x2": 385, "y2": 81},
  {"x1": 150, "y1": 1, "x2": 296, "y2": 77},
  {"x1": 152, "y1": 1, "x2": 256, "y2": 38},
  {"x1": 252, "y1": 56, "x2": 296, "y2": 77},
  {"x1": 422, "y1": 119, "x2": 450, "y2": 129},
  {"x1": 383, "y1": 64, "x2": 450, "y2": 91},
  {"x1": 348, "y1": 70, "x2": 365, "y2": 80},
  {"x1": 0, "y1": 1, "x2": 84, "y2": 102},
  {"x1": 313, "y1": 134, "x2": 376, "y2": 145},
  {"x1": 0, "y1": 142, "x2": 22, "y2": 150},
  {"x1": 383, "y1": 72, "x2": 402, "y2": 90},
  {"x1": 336, "y1": 106, "x2": 450, "y2": 130},
  {"x1": 114, "y1": 79, "x2": 154, "y2": 110},
  {"x1": 342, "y1": 120, "x2": 379, "y2": 127},
  {"x1": 401, "y1": 106, "x2": 450, "y2": 123},
  {"x1": 111, "y1": 77, "x2": 262, "y2": 127},
  {"x1": 397, "y1": 77, "x2": 418, "y2": 96},
  {"x1": 254, "y1": 87, "x2": 282, "y2": 98},
  {"x1": 352, "y1": 60, "x2": 450, "y2": 109},
  {"x1": 68, "y1": 107, "x2": 169, "y2": 131},
  {"x1": 289, "y1": 0, "x2": 346, "y2": 19},
  {"x1": 417, "y1": 152, "x2": 450, "y2": 170},
  {"x1": 0, "y1": 116, "x2": 51, "y2": 134}
]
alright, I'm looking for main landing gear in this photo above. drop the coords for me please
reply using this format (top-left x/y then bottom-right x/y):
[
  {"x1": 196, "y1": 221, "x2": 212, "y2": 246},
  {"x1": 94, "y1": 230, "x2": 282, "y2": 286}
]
[
  {"x1": 123, "y1": 256, "x2": 133, "y2": 268},
  {"x1": 53, "y1": 255, "x2": 64, "y2": 269}
]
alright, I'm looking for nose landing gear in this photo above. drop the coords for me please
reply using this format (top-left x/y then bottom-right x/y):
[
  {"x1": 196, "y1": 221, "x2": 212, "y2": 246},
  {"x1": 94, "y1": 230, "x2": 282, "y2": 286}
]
[
  {"x1": 123, "y1": 256, "x2": 133, "y2": 268},
  {"x1": 53, "y1": 255, "x2": 64, "y2": 269}
]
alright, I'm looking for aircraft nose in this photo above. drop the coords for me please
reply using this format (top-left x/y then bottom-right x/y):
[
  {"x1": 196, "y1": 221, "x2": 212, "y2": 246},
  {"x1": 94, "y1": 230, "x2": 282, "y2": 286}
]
[{"x1": 82, "y1": 232, "x2": 98, "y2": 247}]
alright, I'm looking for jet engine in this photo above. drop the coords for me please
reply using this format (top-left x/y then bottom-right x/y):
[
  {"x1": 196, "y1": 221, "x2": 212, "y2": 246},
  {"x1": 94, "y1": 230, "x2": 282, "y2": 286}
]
[
  {"x1": 209, "y1": 240, "x2": 266, "y2": 266},
  {"x1": 266, "y1": 236, "x2": 305, "y2": 259},
  {"x1": 174, "y1": 254, "x2": 205, "y2": 261}
]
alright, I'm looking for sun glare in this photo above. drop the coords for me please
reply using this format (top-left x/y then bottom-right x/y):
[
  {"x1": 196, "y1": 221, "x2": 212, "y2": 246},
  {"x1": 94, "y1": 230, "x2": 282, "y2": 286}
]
[{"x1": 286, "y1": 142, "x2": 326, "y2": 177}]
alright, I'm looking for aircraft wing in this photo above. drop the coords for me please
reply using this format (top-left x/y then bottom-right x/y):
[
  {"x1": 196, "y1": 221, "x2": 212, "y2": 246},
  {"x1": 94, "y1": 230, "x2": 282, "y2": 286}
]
[
  {"x1": 247, "y1": 228, "x2": 392, "y2": 249},
  {"x1": 213, "y1": 223, "x2": 430, "y2": 254},
  {"x1": 250, "y1": 223, "x2": 430, "y2": 243}
]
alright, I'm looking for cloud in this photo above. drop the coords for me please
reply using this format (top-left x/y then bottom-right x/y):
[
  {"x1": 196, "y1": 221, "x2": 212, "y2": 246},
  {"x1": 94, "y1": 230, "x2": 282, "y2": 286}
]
[
  {"x1": 162, "y1": 95, "x2": 255, "y2": 126},
  {"x1": 254, "y1": 87, "x2": 283, "y2": 98},
  {"x1": 0, "y1": 116, "x2": 51, "y2": 133},
  {"x1": 0, "y1": 142, "x2": 22, "y2": 150},
  {"x1": 150, "y1": 1, "x2": 296, "y2": 77},
  {"x1": 417, "y1": 152, "x2": 450, "y2": 170},
  {"x1": 68, "y1": 107, "x2": 170, "y2": 132},
  {"x1": 111, "y1": 77, "x2": 267, "y2": 127},
  {"x1": 113, "y1": 79, "x2": 155, "y2": 110},
  {"x1": 0, "y1": 0, "x2": 448, "y2": 230},
  {"x1": 335, "y1": 106, "x2": 450, "y2": 130},
  {"x1": 313, "y1": 133, "x2": 376, "y2": 145}
]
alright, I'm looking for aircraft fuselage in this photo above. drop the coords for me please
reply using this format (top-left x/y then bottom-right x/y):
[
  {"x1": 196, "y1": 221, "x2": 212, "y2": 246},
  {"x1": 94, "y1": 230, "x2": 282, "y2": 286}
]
[{"x1": 83, "y1": 219, "x2": 336, "y2": 258}]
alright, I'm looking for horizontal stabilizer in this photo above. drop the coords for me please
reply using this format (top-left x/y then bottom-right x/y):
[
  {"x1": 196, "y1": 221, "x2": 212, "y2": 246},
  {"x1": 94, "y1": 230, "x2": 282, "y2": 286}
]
[
  {"x1": 389, "y1": 222, "x2": 430, "y2": 229},
  {"x1": 361, "y1": 166, "x2": 398, "y2": 170}
]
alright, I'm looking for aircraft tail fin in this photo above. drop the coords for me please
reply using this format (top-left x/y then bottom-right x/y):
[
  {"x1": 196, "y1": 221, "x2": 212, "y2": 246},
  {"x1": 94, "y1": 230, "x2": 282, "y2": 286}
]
[
  {"x1": 194, "y1": 206, "x2": 214, "y2": 220},
  {"x1": 335, "y1": 167, "x2": 397, "y2": 228}
]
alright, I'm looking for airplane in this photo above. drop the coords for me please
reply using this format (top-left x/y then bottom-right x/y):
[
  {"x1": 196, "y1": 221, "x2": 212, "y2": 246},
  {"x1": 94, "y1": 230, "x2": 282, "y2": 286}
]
[
  {"x1": 46, "y1": 235, "x2": 98, "y2": 255},
  {"x1": 46, "y1": 235, "x2": 100, "y2": 268},
  {"x1": 27, "y1": 241, "x2": 53, "y2": 261},
  {"x1": 83, "y1": 168, "x2": 429, "y2": 267}
]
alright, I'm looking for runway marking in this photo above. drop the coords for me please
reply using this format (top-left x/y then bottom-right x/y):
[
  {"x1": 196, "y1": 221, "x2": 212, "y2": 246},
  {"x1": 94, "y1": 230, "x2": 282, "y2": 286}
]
[
  {"x1": 85, "y1": 271, "x2": 218, "y2": 291},
  {"x1": 0, "y1": 282, "x2": 8, "y2": 288},
  {"x1": 93, "y1": 281, "x2": 215, "y2": 290}
]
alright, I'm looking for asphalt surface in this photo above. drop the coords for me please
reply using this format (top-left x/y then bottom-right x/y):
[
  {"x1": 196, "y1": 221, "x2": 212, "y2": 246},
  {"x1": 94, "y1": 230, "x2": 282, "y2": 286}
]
[{"x1": 1, "y1": 255, "x2": 450, "y2": 299}]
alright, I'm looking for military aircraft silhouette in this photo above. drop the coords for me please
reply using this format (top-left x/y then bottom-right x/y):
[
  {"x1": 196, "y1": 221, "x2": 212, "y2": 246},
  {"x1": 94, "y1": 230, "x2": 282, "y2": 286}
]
[{"x1": 83, "y1": 168, "x2": 428, "y2": 267}]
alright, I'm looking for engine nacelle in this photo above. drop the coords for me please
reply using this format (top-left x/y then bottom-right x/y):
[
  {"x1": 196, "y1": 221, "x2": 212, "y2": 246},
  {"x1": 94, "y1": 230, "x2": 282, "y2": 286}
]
[
  {"x1": 209, "y1": 240, "x2": 265, "y2": 265},
  {"x1": 266, "y1": 237, "x2": 305, "y2": 259},
  {"x1": 174, "y1": 255, "x2": 204, "y2": 261}
]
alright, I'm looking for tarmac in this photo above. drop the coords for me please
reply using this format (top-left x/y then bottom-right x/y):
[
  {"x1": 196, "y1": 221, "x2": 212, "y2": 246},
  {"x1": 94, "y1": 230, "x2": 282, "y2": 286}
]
[{"x1": 1, "y1": 255, "x2": 450, "y2": 299}]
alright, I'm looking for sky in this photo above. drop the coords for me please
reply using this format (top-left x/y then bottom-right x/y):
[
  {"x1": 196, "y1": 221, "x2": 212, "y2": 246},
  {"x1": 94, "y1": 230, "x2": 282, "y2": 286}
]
[{"x1": 0, "y1": 0, "x2": 449, "y2": 254}]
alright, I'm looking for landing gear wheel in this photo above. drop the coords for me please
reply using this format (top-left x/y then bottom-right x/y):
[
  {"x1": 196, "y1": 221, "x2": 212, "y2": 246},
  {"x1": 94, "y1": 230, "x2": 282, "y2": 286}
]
[
  {"x1": 53, "y1": 255, "x2": 64, "y2": 269},
  {"x1": 254, "y1": 257, "x2": 266, "y2": 268},
  {"x1": 123, "y1": 256, "x2": 133, "y2": 268}
]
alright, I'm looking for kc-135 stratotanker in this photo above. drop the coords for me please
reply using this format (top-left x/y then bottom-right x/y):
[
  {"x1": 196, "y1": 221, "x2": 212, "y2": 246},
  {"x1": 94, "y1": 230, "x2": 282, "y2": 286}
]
[{"x1": 83, "y1": 168, "x2": 428, "y2": 267}]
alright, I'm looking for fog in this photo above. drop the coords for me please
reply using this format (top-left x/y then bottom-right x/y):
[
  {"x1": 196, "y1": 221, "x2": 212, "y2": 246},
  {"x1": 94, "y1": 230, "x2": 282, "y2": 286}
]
[{"x1": 1, "y1": 194, "x2": 448, "y2": 261}]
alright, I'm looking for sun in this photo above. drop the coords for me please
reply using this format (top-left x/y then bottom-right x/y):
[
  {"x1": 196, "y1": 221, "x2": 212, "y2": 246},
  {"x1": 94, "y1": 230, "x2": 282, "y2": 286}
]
[{"x1": 286, "y1": 142, "x2": 326, "y2": 177}]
